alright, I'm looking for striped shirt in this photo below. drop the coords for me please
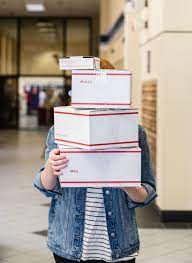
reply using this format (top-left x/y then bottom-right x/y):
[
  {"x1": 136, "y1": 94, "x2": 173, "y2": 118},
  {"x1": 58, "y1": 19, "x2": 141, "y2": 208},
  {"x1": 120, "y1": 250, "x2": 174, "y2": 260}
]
[{"x1": 81, "y1": 187, "x2": 139, "y2": 262}]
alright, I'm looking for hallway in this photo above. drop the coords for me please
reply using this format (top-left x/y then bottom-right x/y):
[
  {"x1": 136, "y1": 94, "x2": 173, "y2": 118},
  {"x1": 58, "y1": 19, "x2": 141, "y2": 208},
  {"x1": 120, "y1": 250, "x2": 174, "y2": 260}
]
[{"x1": 0, "y1": 130, "x2": 191, "y2": 263}]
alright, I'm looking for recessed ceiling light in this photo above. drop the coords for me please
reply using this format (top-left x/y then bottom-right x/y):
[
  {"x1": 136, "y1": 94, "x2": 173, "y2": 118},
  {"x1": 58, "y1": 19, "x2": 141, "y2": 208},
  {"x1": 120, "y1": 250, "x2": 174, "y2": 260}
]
[{"x1": 25, "y1": 3, "x2": 45, "y2": 12}]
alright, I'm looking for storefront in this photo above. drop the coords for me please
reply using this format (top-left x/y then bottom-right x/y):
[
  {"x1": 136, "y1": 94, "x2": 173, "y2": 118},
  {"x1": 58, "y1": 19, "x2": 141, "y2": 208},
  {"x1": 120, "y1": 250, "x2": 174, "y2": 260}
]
[{"x1": 0, "y1": 17, "x2": 92, "y2": 129}]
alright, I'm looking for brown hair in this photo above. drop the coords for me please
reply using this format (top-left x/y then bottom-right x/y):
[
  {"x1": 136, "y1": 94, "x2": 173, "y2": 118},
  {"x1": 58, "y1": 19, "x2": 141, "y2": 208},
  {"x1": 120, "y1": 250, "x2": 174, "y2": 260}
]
[{"x1": 100, "y1": 58, "x2": 115, "y2": 69}]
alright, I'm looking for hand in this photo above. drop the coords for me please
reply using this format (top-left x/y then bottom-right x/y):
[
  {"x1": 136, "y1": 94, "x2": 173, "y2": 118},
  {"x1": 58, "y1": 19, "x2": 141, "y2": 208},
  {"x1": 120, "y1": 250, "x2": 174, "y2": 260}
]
[
  {"x1": 122, "y1": 186, "x2": 148, "y2": 203},
  {"x1": 48, "y1": 148, "x2": 69, "y2": 176}
]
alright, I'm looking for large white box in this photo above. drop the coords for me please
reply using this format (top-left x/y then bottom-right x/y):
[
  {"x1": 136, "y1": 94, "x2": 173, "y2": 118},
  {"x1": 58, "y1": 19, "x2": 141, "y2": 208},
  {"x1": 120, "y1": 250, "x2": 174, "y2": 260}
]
[
  {"x1": 54, "y1": 107, "x2": 139, "y2": 149},
  {"x1": 58, "y1": 145, "x2": 141, "y2": 187},
  {"x1": 71, "y1": 70, "x2": 132, "y2": 109},
  {"x1": 59, "y1": 56, "x2": 100, "y2": 70}
]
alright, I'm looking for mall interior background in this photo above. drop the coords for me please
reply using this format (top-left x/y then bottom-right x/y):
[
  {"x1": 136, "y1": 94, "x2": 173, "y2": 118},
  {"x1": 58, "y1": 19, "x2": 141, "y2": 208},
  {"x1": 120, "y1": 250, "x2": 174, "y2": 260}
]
[{"x1": 0, "y1": 0, "x2": 192, "y2": 262}]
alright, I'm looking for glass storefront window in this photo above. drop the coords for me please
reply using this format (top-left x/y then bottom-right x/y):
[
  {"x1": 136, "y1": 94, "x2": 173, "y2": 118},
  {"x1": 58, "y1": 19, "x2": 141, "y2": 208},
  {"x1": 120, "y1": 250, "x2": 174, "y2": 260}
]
[
  {"x1": 0, "y1": 19, "x2": 17, "y2": 75},
  {"x1": 20, "y1": 18, "x2": 63, "y2": 75}
]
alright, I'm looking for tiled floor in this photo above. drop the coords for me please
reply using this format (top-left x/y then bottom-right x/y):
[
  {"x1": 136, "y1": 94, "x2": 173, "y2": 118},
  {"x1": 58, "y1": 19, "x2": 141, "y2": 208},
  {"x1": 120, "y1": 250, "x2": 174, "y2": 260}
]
[{"x1": 0, "y1": 130, "x2": 192, "y2": 263}]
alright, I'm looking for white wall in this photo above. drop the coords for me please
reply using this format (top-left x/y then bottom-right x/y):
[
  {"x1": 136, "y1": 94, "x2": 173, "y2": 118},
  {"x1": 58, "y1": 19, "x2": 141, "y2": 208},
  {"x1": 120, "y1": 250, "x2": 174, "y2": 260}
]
[
  {"x1": 140, "y1": 0, "x2": 192, "y2": 211},
  {"x1": 160, "y1": 34, "x2": 192, "y2": 210},
  {"x1": 164, "y1": 0, "x2": 192, "y2": 31},
  {"x1": 148, "y1": 0, "x2": 164, "y2": 38},
  {"x1": 140, "y1": 0, "x2": 192, "y2": 44}
]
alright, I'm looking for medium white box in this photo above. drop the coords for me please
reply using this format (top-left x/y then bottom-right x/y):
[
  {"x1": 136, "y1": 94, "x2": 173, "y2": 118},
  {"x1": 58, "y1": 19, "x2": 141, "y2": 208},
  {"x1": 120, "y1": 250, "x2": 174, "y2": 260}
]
[
  {"x1": 58, "y1": 145, "x2": 141, "y2": 188},
  {"x1": 59, "y1": 56, "x2": 100, "y2": 70},
  {"x1": 54, "y1": 107, "x2": 139, "y2": 149},
  {"x1": 71, "y1": 70, "x2": 132, "y2": 109}
]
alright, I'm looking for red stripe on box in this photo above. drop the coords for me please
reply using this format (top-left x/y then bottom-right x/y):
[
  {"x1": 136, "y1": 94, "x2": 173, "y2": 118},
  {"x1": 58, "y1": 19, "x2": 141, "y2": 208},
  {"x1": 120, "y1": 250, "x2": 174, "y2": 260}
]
[
  {"x1": 107, "y1": 73, "x2": 131, "y2": 76},
  {"x1": 72, "y1": 73, "x2": 131, "y2": 76},
  {"x1": 60, "y1": 181, "x2": 141, "y2": 184},
  {"x1": 71, "y1": 102, "x2": 131, "y2": 106},
  {"x1": 60, "y1": 150, "x2": 141, "y2": 153},
  {"x1": 55, "y1": 138, "x2": 138, "y2": 146},
  {"x1": 54, "y1": 111, "x2": 138, "y2": 117}
]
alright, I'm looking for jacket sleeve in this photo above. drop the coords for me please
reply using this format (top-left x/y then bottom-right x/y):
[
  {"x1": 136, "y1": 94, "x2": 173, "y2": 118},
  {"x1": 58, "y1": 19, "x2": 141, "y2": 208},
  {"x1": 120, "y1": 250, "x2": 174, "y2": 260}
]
[
  {"x1": 33, "y1": 126, "x2": 61, "y2": 198},
  {"x1": 126, "y1": 125, "x2": 158, "y2": 209}
]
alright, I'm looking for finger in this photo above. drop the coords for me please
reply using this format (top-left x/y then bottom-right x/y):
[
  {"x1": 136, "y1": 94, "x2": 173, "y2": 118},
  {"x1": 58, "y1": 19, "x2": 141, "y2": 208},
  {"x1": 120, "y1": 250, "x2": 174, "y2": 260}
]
[
  {"x1": 53, "y1": 163, "x2": 68, "y2": 172},
  {"x1": 52, "y1": 163, "x2": 68, "y2": 170},
  {"x1": 49, "y1": 152, "x2": 60, "y2": 161},
  {"x1": 51, "y1": 153, "x2": 68, "y2": 161},
  {"x1": 52, "y1": 159, "x2": 69, "y2": 166}
]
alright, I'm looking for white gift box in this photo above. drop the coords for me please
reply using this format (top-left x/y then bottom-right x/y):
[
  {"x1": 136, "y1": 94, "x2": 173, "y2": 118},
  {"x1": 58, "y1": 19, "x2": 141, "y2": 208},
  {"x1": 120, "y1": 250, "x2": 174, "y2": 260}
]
[
  {"x1": 59, "y1": 56, "x2": 100, "y2": 70},
  {"x1": 71, "y1": 70, "x2": 132, "y2": 109},
  {"x1": 54, "y1": 107, "x2": 139, "y2": 150},
  {"x1": 58, "y1": 145, "x2": 141, "y2": 187}
]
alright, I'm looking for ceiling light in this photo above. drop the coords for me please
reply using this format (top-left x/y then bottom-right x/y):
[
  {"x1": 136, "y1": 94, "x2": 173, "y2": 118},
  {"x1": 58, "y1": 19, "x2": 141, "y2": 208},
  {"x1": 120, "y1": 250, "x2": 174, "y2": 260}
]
[
  {"x1": 36, "y1": 22, "x2": 54, "y2": 27},
  {"x1": 25, "y1": 3, "x2": 45, "y2": 12}
]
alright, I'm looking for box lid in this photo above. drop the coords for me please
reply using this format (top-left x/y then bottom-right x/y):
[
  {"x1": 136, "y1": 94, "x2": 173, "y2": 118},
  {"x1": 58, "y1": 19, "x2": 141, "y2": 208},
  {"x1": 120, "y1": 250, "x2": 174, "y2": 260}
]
[
  {"x1": 58, "y1": 145, "x2": 141, "y2": 153},
  {"x1": 59, "y1": 57, "x2": 100, "y2": 67},
  {"x1": 72, "y1": 69, "x2": 132, "y2": 76},
  {"x1": 54, "y1": 106, "x2": 138, "y2": 116},
  {"x1": 60, "y1": 56, "x2": 100, "y2": 60}
]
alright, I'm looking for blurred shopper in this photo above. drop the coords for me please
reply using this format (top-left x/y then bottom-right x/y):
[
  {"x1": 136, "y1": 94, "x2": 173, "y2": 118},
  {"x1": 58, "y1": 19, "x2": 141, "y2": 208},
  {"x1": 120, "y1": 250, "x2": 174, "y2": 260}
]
[
  {"x1": 38, "y1": 88, "x2": 47, "y2": 126},
  {"x1": 30, "y1": 85, "x2": 39, "y2": 112},
  {"x1": 51, "y1": 89, "x2": 63, "y2": 107},
  {"x1": 44, "y1": 87, "x2": 54, "y2": 126},
  {"x1": 34, "y1": 58, "x2": 157, "y2": 263},
  {"x1": 24, "y1": 85, "x2": 31, "y2": 115}
]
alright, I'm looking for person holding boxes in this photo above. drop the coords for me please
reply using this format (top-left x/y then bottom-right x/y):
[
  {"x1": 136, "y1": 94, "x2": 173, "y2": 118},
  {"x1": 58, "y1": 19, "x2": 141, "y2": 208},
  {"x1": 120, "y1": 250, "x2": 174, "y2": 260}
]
[{"x1": 34, "y1": 58, "x2": 157, "y2": 263}]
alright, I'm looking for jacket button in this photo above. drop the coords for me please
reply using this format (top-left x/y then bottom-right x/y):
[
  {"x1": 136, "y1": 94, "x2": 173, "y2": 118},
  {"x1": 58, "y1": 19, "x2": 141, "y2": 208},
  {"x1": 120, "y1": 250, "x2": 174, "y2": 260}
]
[
  {"x1": 111, "y1": 232, "x2": 115, "y2": 237},
  {"x1": 115, "y1": 253, "x2": 119, "y2": 258},
  {"x1": 105, "y1": 190, "x2": 110, "y2": 195},
  {"x1": 108, "y1": 211, "x2": 112, "y2": 216}
]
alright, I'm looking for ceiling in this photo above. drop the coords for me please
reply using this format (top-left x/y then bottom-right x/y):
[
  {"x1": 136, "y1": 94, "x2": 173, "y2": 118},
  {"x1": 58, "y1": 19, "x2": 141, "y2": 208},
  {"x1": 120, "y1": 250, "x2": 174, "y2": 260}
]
[{"x1": 0, "y1": 0, "x2": 99, "y2": 17}]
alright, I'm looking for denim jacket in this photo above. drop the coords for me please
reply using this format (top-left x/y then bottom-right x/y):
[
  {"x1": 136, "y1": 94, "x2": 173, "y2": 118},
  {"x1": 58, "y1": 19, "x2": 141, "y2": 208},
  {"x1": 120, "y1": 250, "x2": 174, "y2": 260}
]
[{"x1": 34, "y1": 125, "x2": 157, "y2": 261}]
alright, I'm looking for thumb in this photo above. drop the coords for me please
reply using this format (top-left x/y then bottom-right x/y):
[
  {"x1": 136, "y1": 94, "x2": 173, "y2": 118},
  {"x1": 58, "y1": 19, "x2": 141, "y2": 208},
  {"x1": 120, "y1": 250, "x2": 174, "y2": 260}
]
[{"x1": 53, "y1": 148, "x2": 60, "y2": 155}]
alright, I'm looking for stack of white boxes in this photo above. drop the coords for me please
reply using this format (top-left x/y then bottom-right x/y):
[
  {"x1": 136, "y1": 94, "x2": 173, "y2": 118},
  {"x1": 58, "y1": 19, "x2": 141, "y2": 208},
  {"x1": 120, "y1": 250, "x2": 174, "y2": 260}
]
[{"x1": 54, "y1": 56, "x2": 141, "y2": 188}]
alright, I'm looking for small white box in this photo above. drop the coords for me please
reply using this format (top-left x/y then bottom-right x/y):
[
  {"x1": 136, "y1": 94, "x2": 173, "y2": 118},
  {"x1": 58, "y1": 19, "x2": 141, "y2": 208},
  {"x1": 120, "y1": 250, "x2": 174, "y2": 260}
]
[
  {"x1": 59, "y1": 56, "x2": 100, "y2": 70},
  {"x1": 71, "y1": 70, "x2": 132, "y2": 109},
  {"x1": 58, "y1": 145, "x2": 141, "y2": 188},
  {"x1": 54, "y1": 107, "x2": 139, "y2": 150}
]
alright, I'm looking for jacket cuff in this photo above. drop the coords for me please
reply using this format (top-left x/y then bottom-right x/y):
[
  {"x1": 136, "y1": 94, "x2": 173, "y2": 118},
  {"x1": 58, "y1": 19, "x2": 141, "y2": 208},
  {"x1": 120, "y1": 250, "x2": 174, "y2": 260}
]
[
  {"x1": 34, "y1": 166, "x2": 61, "y2": 198},
  {"x1": 126, "y1": 183, "x2": 158, "y2": 209}
]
